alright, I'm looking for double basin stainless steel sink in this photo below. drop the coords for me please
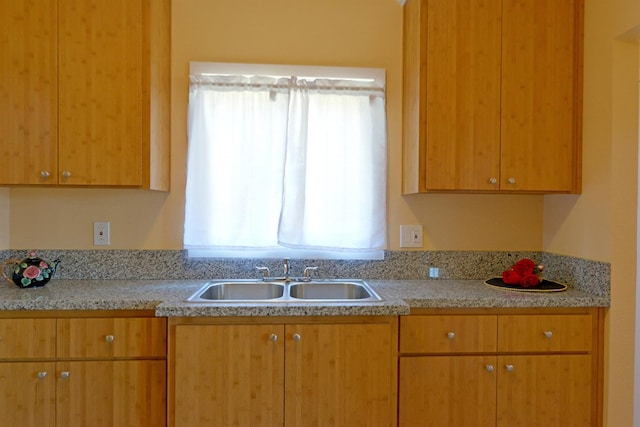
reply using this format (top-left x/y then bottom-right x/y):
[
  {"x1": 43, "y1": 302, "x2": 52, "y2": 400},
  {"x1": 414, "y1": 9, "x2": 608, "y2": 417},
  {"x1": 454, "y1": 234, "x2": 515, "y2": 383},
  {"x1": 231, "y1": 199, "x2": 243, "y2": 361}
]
[{"x1": 187, "y1": 279, "x2": 382, "y2": 303}]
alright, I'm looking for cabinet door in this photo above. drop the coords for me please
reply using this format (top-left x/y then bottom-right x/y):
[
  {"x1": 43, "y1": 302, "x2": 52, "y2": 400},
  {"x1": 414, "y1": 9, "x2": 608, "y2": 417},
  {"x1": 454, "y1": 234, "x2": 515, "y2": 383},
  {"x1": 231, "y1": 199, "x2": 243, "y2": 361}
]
[
  {"x1": 423, "y1": 0, "x2": 502, "y2": 191},
  {"x1": 56, "y1": 360, "x2": 166, "y2": 427},
  {"x1": 500, "y1": 0, "x2": 580, "y2": 192},
  {"x1": 284, "y1": 323, "x2": 395, "y2": 427},
  {"x1": 399, "y1": 356, "x2": 496, "y2": 427},
  {"x1": 0, "y1": 362, "x2": 56, "y2": 427},
  {"x1": 58, "y1": 0, "x2": 143, "y2": 186},
  {"x1": 173, "y1": 324, "x2": 285, "y2": 427},
  {"x1": 497, "y1": 355, "x2": 592, "y2": 426},
  {"x1": 0, "y1": 0, "x2": 58, "y2": 185}
]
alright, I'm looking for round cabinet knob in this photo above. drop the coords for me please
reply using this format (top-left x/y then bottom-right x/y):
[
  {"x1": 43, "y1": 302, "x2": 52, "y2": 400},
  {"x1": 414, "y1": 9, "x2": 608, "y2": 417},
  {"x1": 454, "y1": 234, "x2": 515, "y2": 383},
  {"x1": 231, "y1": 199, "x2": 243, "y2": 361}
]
[
  {"x1": 269, "y1": 334, "x2": 278, "y2": 342},
  {"x1": 40, "y1": 171, "x2": 50, "y2": 179},
  {"x1": 489, "y1": 177, "x2": 497, "y2": 185},
  {"x1": 62, "y1": 170, "x2": 72, "y2": 179},
  {"x1": 60, "y1": 371, "x2": 71, "y2": 379},
  {"x1": 447, "y1": 332, "x2": 456, "y2": 340},
  {"x1": 485, "y1": 365, "x2": 494, "y2": 373},
  {"x1": 507, "y1": 177, "x2": 516, "y2": 185},
  {"x1": 105, "y1": 335, "x2": 115, "y2": 343},
  {"x1": 543, "y1": 331, "x2": 553, "y2": 339},
  {"x1": 505, "y1": 364, "x2": 514, "y2": 373},
  {"x1": 292, "y1": 333, "x2": 301, "y2": 342},
  {"x1": 37, "y1": 371, "x2": 48, "y2": 380}
]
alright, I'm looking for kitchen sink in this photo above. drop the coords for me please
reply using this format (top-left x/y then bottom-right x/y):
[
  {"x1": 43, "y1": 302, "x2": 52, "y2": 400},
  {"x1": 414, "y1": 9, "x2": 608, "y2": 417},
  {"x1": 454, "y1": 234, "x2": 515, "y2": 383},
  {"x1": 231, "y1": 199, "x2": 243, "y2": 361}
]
[
  {"x1": 289, "y1": 282, "x2": 377, "y2": 300},
  {"x1": 186, "y1": 280, "x2": 381, "y2": 303},
  {"x1": 187, "y1": 281, "x2": 286, "y2": 301}
]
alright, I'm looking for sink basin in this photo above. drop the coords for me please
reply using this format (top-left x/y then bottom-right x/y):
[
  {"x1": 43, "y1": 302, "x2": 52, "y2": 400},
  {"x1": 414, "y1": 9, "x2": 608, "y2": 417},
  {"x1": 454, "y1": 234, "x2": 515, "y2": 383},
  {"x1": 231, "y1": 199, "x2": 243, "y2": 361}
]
[
  {"x1": 186, "y1": 279, "x2": 381, "y2": 303},
  {"x1": 289, "y1": 281, "x2": 381, "y2": 301},
  {"x1": 188, "y1": 281, "x2": 285, "y2": 302}
]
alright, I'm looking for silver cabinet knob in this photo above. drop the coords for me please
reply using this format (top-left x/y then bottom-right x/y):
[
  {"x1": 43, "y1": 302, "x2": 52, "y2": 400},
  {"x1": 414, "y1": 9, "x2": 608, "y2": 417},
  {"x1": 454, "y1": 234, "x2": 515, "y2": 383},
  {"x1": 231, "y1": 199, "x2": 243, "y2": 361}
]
[
  {"x1": 485, "y1": 365, "x2": 494, "y2": 373},
  {"x1": 269, "y1": 333, "x2": 278, "y2": 342},
  {"x1": 447, "y1": 332, "x2": 455, "y2": 340},
  {"x1": 543, "y1": 331, "x2": 553, "y2": 339},
  {"x1": 105, "y1": 335, "x2": 115, "y2": 343},
  {"x1": 507, "y1": 177, "x2": 516, "y2": 185},
  {"x1": 505, "y1": 364, "x2": 514, "y2": 372},
  {"x1": 489, "y1": 177, "x2": 497, "y2": 185},
  {"x1": 292, "y1": 333, "x2": 301, "y2": 342},
  {"x1": 60, "y1": 371, "x2": 71, "y2": 379},
  {"x1": 62, "y1": 170, "x2": 72, "y2": 179},
  {"x1": 40, "y1": 171, "x2": 50, "y2": 179},
  {"x1": 37, "y1": 371, "x2": 48, "y2": 379}
]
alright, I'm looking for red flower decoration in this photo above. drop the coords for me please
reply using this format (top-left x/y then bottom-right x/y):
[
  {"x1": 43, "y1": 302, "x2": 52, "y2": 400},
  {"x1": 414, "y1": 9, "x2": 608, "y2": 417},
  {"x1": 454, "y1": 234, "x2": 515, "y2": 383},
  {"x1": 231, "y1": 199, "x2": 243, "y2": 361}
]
[{"x1": 502, "y1": 258, "x2": 544, "y2": 288}]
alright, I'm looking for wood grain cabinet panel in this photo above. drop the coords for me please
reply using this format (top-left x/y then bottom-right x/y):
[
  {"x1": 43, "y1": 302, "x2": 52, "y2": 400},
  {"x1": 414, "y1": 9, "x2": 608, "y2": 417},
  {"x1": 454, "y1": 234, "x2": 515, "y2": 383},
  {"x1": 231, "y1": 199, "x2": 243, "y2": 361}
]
[
  {"x1": 0, "y1": 0, "x2": 170, "y2": 189},
  {"x1": 0, "y1": 0, "x2": 58, "y2": 185},
  {"x1": 399, "y1": 355, "x2": 496, "y2": 427},
  {"x1": 497, "y1": 314, "x2": 593, "y2": 352},
  {"x1": 399, "y1": 314, "x2": 497, "y2": 353},
  {"x1": 56, "y1": 360, "x2": 166, "y2": 427},
  {"x1": 398, "y1": 309, "x2": 602, "y2": 427},
  {"x1": 170, "y1": 318, "x2": 397, "y2": 427},
  {"x1": 0, "y1": 313, "x2": 167, "y2": 427},
  {"x1": 57, "y1": 317, "x2": 167, "y2": 359},
  {"x1": 496, "y1": 354, "x2": 592, "y2": 427},
  {"x1": 0, "y1": 318, "x2": 56, "y2": 359},
  {"x1": 402, "y1": 0, "x2": 583, "y2": 193},
  {"x1": 0, "y1": 362, "x2": 57, "y2": 427}
]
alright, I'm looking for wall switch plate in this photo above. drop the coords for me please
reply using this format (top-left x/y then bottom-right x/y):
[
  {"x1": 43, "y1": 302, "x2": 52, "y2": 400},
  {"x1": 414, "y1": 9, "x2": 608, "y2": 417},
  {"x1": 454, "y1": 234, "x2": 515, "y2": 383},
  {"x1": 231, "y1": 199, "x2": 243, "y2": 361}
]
[
  {"x1": 94, "y1": 221, "x2": 111, "y2": 246},
  {"x1": 400, "y1": 225, "x2": 423, "y2": 248}
]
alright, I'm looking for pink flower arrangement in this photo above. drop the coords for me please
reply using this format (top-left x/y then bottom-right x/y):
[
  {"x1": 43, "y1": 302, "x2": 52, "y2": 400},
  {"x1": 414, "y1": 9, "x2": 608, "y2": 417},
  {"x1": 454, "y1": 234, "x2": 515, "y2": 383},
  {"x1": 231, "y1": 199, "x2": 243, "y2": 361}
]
[{"x1": 502, "y1": 258, "x2": 544, "y2": 288}]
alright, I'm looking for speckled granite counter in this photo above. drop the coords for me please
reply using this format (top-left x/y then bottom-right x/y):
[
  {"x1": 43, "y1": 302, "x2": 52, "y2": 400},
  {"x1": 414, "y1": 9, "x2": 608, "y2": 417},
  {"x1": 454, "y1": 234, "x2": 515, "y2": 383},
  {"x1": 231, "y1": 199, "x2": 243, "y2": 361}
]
[{"x1": 0, "y1": 279, "x2": 610, "y2": 316}]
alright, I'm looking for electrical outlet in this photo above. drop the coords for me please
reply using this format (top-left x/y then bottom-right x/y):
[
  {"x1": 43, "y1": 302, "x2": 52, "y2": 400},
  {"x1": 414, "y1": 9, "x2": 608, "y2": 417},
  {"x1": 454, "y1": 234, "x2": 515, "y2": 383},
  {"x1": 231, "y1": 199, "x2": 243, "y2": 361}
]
[
  {"x1": 94, "y1": 222, "x2": 111, "y2": 246},
  {"x1": 400, "y1": 225, "x2": 423, "y2": 248}
]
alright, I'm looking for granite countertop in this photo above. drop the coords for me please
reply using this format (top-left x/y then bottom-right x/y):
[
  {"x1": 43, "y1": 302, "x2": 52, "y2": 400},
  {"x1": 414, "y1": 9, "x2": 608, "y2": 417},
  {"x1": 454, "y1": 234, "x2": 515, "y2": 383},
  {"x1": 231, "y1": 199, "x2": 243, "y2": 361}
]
[{"x1": 0, "y1": 279, "x2": 610, "y2": 317}]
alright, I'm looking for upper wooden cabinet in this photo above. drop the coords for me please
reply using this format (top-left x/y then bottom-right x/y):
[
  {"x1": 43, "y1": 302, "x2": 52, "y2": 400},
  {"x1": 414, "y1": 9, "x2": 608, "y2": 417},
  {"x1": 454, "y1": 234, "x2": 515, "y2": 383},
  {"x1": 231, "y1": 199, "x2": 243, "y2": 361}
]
[
  {"x1": 0, "y1": 0, "x2": 170, "y2": 190},
  {"x1": 402, "y1": 0, "x2": 583, "y2": 193}
]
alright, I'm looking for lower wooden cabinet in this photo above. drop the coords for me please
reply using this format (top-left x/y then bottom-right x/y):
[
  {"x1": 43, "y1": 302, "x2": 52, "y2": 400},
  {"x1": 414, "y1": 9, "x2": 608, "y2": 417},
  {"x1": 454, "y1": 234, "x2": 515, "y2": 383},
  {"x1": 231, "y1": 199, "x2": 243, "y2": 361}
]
[
  {"x1": 0, "y1": 313, "x2": 167, "y2": 427},
  {"x1": 398, "y1": 308, "x2": 603, "y2": 427},
  {"x1": 0, "y1": 362, "x2": 57, "y2": 427},
  {"x1": 169, "y1": 316, "x2": 398, "y2": 427}
]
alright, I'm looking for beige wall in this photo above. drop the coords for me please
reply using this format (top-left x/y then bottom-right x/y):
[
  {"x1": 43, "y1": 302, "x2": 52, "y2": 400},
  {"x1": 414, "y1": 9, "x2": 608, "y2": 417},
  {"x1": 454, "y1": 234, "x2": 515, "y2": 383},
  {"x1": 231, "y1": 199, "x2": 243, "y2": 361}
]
[{"x1": 5, "y1": 0, "x2": 543, "y2": 251}]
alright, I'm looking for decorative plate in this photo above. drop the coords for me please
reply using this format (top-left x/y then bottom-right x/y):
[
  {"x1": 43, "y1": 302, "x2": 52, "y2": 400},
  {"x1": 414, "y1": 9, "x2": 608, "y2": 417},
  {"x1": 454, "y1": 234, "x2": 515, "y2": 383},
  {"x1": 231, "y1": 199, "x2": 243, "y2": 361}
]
[{"x1": 484, "y1": 277, "x2": 567, "y2": 293}]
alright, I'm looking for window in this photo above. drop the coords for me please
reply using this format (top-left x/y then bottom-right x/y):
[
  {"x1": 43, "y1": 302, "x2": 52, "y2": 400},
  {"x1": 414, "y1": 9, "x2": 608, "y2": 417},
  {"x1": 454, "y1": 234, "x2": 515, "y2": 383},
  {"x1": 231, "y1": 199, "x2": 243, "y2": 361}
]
[{"x1": 184, "y1": 62, "x2": 387, "y2": 259}]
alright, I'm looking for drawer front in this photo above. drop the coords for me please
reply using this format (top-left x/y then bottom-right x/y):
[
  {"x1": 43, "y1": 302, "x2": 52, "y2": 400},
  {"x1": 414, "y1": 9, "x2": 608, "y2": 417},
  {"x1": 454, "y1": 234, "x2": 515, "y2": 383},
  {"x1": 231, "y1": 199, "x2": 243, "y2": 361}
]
[
  {"x1": 0, "y1": 319, "x2": 56, "y2": 359},
  {"x1": 57, "y1": 317, "x2": 167, "y2": 358},
  {"x1": 497, "y1": 314, "x2": 593, "y2": 352},
  {"x1": 400, "y1": 315, "x2": 497, "y2": 353}
]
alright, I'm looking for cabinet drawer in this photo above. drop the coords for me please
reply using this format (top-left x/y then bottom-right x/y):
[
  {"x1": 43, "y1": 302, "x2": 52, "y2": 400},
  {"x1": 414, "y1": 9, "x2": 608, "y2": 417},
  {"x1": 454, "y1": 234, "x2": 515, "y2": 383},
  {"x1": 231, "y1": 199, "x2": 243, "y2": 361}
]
[
  {"x1": 0, "y1": 319, "x2": 56, "y2": 359},
  {"x1": 497, "y1": 314, "x2": 593, "y2": 352},
  {"x1": 57, "y1": 318, "x2": 166, "y2": 358},
  {"x1": 400, "y1": 315, "x2": 497, "y2": 353}
]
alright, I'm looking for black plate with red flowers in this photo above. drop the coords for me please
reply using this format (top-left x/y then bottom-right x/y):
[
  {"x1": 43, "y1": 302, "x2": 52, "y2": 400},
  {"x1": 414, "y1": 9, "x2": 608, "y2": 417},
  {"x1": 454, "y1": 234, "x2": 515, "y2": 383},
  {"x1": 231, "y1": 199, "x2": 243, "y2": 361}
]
[{"x1": 484, "y1": 277, "x2": 567, "y2": 293}]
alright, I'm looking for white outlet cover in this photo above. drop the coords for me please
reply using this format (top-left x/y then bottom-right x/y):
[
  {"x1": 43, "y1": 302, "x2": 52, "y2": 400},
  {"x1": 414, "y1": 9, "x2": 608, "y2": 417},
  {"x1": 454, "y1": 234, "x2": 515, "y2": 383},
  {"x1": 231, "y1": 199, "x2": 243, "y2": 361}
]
[{"x1": 94, "y1": 221, "x2": 111, "y2": 246}]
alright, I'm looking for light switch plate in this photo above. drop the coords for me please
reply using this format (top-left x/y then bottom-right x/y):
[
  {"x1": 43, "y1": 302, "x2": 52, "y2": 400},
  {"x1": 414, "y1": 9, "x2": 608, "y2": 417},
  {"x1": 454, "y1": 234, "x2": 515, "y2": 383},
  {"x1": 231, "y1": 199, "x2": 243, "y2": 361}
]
[{"x1": 400, "y1": 225, "x2": 423, "y2": 248}]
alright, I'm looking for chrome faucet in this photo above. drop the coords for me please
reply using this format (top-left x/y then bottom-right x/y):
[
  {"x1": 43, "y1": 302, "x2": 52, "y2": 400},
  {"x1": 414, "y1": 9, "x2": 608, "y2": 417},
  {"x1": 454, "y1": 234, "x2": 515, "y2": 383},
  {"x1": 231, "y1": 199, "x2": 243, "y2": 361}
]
[
  {"x1": 256, "y1": 258, "x2": 317, "y2": 282},
  {"x1": 283, "y1": 258, "x2": 290, "y2": 280}
]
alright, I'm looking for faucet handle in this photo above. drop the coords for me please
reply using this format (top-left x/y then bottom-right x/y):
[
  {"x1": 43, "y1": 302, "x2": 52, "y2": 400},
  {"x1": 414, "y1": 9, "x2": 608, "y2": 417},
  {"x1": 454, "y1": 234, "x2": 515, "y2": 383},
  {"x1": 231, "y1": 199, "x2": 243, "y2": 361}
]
[
  {"x1": 303, "y1": 266, "x2": 318, "y2": 281},
  {"x1": 255, "y1": 266, "x2": 270, "y2": 280}
]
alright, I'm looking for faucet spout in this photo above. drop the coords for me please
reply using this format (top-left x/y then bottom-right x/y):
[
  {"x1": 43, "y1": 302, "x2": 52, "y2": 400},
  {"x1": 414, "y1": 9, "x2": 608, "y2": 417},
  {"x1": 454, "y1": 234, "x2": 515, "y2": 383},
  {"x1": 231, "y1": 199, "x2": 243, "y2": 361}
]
[{"x1": 283, "y1": 258, "x2": 290, "y2": 280}]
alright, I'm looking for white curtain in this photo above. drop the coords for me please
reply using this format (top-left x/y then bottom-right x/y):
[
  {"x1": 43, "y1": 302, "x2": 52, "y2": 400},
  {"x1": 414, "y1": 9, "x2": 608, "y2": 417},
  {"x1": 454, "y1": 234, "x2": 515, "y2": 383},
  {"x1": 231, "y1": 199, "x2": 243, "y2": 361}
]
[{"x1": 184, "y1": 72, "x2": 387, "y2": 257}]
